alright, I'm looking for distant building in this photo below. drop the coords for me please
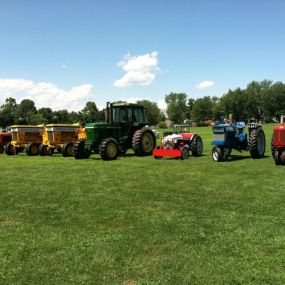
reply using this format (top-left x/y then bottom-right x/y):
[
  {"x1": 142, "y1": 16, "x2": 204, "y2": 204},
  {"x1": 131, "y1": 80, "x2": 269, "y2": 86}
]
[{"x1": 164, "y1": 119, "x2": 173, "y2": 128}]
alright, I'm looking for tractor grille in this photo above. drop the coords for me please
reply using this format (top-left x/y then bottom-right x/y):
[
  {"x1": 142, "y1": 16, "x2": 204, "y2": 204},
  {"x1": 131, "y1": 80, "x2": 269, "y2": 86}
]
[{"x1": 214, "y1": 133, "x2": 225, "y2": 141}]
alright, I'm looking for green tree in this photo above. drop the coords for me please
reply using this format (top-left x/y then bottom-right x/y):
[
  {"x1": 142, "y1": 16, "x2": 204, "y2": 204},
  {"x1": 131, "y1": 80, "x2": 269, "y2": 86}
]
[
  {"x1": 16, "y1": 99, "x2": 37, "y2": 123},
  {"x1": 165, "y1": 92, "x2": 189, "y2": 123},
  {"x1": 81, "y1": 101, "x2": 101, "y2": 123},
  {"x1": 137, "y1": 100, "x2": 164, "y2": 125},
  {"x1": 38, "y1": 107, "x2": 53, "y2": 123},
  {"x1": 0, "y1": 97, "x2": 18, "y2": 127},
  {"x1": 191, "y1": 96, "x2": 214, "y2": 122}
]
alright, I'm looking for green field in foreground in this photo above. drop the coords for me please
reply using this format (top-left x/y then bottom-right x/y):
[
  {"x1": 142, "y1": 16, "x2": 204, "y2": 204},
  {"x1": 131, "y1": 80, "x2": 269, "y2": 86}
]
[{"x1": 1, "y1": 124, "x2": 285, "y2": 284}]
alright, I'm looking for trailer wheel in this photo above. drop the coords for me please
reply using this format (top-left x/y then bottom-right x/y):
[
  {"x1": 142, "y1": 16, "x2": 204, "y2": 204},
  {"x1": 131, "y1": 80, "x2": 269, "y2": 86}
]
[
  {"x1": 181, "y1": 147, "x2": 189, "y2": 160},
  {"x1": 132, "y1": 127, "x2": 156, "y2": 156},
  {"x1": 39, "y1": 144, "x2": 51, "y2": 156},
  {"x1": 212, "y1": 146, "x2": 223, "y2": 162},
  {"x1": 62, "y1": 142, "x2": 74, "y2": 157},
  {"x1": 73, "y1": 139, "x2": 91, "y2": 159},
  {"x1": 99, "y1": 137, "x2": 119, "y2": 160},
  {"x1": 249, "y1": 129, "x2": 266, "y2": 158},
  {"x1": 191, "y1": 135, "x2": 203, "y2": 157},
  {"x1": 26, "y1": 143, "x2": 39, "y2": 156},
  {"x1": 0, "y1": 145, "x2": 4, "y2": 154},
  {"x1": 5, "y1": 143, "x2": 17, "y2": 155},
  {"x1": 274, "y1": 150, "x2": 281, "y2": 165}
]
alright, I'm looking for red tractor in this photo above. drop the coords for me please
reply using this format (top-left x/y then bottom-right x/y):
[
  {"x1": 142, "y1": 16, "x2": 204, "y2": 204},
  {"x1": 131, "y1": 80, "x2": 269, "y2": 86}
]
[
  {"x1": 0, "y1": 132, "x2": 12, "y2": 154},
  {"x1": 152, "y1": 124, "x2": 203, "y2": 160},
  {"x1": 272, "y1": 115, "x2": 285, "y2": 165}
]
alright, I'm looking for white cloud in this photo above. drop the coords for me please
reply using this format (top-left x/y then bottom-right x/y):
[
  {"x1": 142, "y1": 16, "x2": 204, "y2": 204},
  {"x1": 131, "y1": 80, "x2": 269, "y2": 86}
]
[
  {"x1": 0, "y1": 78, "x2": 93, "y2": 111},
  {"x1": 60, "y1": 64, "x2": 67, "y2": 69},
  {"x1": 157, "y1": 99, "x2": 167, "y2": 111},
  {"x1": 114, "y1": 51, "x2": 159, "y2": 87},
  {"x1": 195, "y1": 80, "x2": 214, "y2": 90}
]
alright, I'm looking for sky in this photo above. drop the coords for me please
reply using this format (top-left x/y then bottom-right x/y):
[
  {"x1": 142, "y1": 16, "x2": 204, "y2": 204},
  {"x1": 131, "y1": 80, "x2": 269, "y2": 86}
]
[{"x1": 0, "y1": 0, "x2": 285, "y2": 111}]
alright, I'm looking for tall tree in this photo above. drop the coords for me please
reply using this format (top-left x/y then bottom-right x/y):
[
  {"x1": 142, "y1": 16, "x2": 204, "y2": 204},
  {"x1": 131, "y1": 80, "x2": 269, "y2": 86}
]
[
  {"x1": 165, "y1": 92, "x2": 189, "y2": 123},
  {"x1": 16, "y1": 99, "x2": 37, "y2": 123},
  {"x1": 191, "y1": 96, "x2": 214, "y2": 122},
  {"x1": 0, "y1": 97, "x2": 18, "y2": 127}
]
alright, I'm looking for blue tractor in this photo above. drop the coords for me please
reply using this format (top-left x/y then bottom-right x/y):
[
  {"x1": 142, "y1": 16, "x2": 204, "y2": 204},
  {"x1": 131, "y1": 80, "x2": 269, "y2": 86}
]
[{"x1": 212, "y1": 120, "x2": 266, "y2": 162}]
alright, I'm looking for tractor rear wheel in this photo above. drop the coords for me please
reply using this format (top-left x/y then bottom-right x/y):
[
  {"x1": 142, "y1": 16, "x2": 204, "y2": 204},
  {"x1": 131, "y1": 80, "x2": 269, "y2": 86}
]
[
  {"x1": 99, "y1": 138, "x2": 119, "y2": 160},
  {"x1": 26, "y1": 143, "x2": 39, "y2": 156},
  {"x1": 0, "y1": 145, "x2": 4, "y2": 154},
  {"x1": 132, "y1": 127, "x2": 156, "y2": 156},
  {"x1": 212, "y1": 146, "x2": 223, "y2": 162},
  {"x1": 181, "y1": 147, "x2": 189, "y2": 160},
  {"x1": 274, "y1": 150, "x2": 281, "y2": 165},
  {"x1": 222, "y1": 147, "x2": 231, "y2": 161},
  {"x1": 191, "y1": 135, "x2": 203, "y2": 157},
  {"x1": 5, "y1": 143, "x2": 17, "y2": 155},
  {"x1": 39, "y1": 144, "x2": 51, "y2": 156},
  {"x1": 62, "y1": 142, "x2": 74, "y2": 157},
  {"x1": 73, "y1": 139, "x2": 91, "y2": 159},
  {"x1": 249, "y1": 129, "x2": 266, "y2": 159}
]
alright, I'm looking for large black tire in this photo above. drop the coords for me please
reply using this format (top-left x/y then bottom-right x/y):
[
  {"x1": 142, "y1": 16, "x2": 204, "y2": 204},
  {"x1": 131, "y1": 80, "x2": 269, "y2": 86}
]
[
  {"x1": 73, "y1": 139, "x2": 91, "y2": 159},
  {"x1": 39, "y1": 144, "x2": 51, "y2": 156},
  {"x1": 132, "y1": 127, "x2": 156, "y2": 156},
  {"x1": 5, "y1": 142, "x2": 17, "y2": 156},
  {"x1": 26, "y1": 143, "x2": 39, "y2": 156},
  {"x1": 191, "y1": 135, "x2": 203, "y2": 157},
  {"x1": 212, "y1": 146, "x2": 223, "y2": 162},
  {"x1": 181, "y1": 146, "x2": 189, "y2": 160},
  {"x1": 62, "y1": 142, "x2": 74, "y2": 157},
  {"x1": 0, "y1": 145, "x2": 4, "y2": 154},
  {"x1": 249, "y1": 129, "x2": 266, "y2": 159},
  {"x1": 99, "y1": 137, "x2": 119, "y2": 160}
]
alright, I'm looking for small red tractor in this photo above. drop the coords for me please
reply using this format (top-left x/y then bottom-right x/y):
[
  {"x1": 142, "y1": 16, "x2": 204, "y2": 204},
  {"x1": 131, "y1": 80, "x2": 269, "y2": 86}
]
[
  {"x1": 152, "y1": 124, "x2": 203, "y2": 160},
  {"x1": 0, "y1": 131, "x2": 12, "y2": 154},
  {"x1": 272, "y1": 115, "x2": 285, "y2": 165}
]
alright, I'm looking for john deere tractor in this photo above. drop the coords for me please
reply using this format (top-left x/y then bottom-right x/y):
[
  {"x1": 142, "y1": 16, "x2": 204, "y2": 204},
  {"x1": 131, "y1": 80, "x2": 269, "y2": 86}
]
[
  {"x1": 212, "y1": 119, "x2": 266, "y2": 162},
  {"x1": 73, "y1": 102, "x2": 156, "y2": 160}
]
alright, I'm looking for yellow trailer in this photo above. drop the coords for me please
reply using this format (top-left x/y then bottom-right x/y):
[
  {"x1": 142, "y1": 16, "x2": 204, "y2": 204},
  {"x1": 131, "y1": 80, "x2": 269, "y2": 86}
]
[
  {"x1": 40, "y1": 124, "x2": 82, "y2": 156},
  {"x1": 5, "y1": 125, "x2": 44, "y2": 156}
]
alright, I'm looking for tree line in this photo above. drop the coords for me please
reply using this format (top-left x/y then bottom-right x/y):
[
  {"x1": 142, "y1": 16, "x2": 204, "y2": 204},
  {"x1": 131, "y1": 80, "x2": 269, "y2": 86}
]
[{"x1": 1, "y1": 80, "x2": 285, "y2": 128}]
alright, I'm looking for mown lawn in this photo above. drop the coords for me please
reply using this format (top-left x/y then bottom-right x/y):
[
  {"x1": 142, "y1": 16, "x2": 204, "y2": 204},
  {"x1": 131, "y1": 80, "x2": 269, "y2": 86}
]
[{"x1": 1, "y1": 124, "x2": 285, "y2": 284}]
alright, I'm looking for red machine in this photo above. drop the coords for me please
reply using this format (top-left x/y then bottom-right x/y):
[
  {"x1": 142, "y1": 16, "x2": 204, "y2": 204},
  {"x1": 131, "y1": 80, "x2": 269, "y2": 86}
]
[
  {"x1": 272, "y1": 115, "x2": 285, "y2": 165},
  {"x1": 0, "y1": 132, "x2": 12, "y2": 154},
  {"x1": 152, "y1": 125, "x2": 203, "y2": 160}
]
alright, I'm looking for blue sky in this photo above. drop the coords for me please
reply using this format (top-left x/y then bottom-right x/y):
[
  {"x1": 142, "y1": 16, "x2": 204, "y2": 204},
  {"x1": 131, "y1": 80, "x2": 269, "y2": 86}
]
[{"x1": 0, "y1": 0, "x2": 285, "y2": 111}]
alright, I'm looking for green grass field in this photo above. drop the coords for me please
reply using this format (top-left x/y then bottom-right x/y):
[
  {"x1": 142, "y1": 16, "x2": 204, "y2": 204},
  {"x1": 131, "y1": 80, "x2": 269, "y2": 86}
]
[{"x1": 1, "y1": 124, "x2": 285, "y2": 284}]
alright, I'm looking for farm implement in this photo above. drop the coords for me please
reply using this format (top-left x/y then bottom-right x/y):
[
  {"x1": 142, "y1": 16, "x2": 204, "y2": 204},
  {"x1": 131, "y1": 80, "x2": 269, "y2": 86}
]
[
  {"x1": 152, "y1": 124, "x2": 203, "y2": 160},
  {"x1": 271, "y1": 115, "x2": 285, "y2": 165},
  {"x1": 5, "y1": 125, "x2": 44, "y2": 156},
  {"x1": 212, "y1": 118, "x2": 266, "y2": 162},
  {"x1": 40, "y1": 124, "x2": 83, "y2": 156},
  {"x1": 73, "y1": 101, "x2": 156, "y2": 160}
]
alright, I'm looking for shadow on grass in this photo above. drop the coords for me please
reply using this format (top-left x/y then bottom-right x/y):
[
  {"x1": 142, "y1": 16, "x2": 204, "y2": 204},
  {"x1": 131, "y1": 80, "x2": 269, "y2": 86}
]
[{"x1": 228, "y1": 154, "x2": 270, "y2": 162}]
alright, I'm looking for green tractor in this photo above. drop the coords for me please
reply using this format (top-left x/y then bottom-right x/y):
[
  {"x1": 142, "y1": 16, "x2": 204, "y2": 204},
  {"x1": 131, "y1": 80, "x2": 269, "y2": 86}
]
[{"x1": 73, "y1": 102, "x2": 156, "y2": 160}]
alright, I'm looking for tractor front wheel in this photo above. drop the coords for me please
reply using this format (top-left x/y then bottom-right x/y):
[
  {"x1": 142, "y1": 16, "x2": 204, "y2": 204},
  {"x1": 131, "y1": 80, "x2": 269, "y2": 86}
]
[
  {"x1": 212, "y1": 146, "x2": 223, "y2": 162},
  {"x1": 0, "y1": 145, "x2": 4, "y2": 154},
  {"x1": 222, "y1": 147, "x2": 231, "y2": 161},
  {"x1": 62, "y1": 142, "x2": 74, "y2": 157},
  {"x1": 26, "y1": 143, "x2": 39, "y2": 156},
  {"x1": 249, "y1": 129, "x2": 266, "y2": 159},
  {"x1": 274, "y1": 150, "x2": 281, "y2": 165},
  {"x1": 99, "y1": 138, "x2": 119, "y2": 160},
  {"x1": 73, "y1": 139, "x2": 91, "y2": 159},
  {"x1": 132, "y1": 127, "x2": 156, "y2": 156},
  {"x1": 191, "y1": 135, "x2": 203, "y2": 157},
  {"x1": 181, "y1": 147, "x2": 189, "y2": 160}
]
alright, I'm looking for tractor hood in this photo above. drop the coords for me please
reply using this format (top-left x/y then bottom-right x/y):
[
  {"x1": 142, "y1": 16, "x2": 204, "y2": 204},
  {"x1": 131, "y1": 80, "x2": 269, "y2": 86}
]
[{"x1": 85, "y1": 122, "x2": 113, "y2": 128}]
